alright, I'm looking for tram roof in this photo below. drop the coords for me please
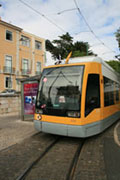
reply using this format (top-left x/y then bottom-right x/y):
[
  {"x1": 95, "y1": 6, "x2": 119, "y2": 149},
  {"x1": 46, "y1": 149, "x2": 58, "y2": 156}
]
[
  {"x1": 68, "y1": 55, "x2": 103, "y2": 63},
  {"x1": 67, "y1": 55, "x2": 109, "y2": 66},
  {"x1": 66, "y1": 55, "x2": 115, "y2": 72},
  {"x1": 67, "y1": 55, "x2": 120, "y2": 81}
]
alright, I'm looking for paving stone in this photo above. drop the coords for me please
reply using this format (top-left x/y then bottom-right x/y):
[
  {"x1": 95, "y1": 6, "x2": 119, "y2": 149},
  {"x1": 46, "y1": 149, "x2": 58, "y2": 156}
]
[{"x1": 0, "y1": 133, "x2": 56, "y2": 180}]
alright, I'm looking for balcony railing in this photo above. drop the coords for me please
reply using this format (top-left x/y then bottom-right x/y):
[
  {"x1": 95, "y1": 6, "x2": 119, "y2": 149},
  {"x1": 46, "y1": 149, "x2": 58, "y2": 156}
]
[
  {"x1": 21, "y1": 69, "x2": 31, "y2": 76},
  {"x1": 36, "y1": 71, "x2": 41, "y2": 75},
  {"x1": 3, "y1": 66, "x2": 15, "y2": 74}
]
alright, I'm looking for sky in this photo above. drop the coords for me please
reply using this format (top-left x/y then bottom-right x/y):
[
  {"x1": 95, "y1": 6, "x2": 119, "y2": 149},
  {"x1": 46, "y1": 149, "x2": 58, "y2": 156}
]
[{"x1": 0, "y1": 0, "x2": 120, "y2": 65}]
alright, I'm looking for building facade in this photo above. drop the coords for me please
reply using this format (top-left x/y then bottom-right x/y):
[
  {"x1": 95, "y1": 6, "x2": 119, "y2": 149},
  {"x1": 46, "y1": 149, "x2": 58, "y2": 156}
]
[{"x1": 0, "y1": 19, "x2": 45, "y2": 92}]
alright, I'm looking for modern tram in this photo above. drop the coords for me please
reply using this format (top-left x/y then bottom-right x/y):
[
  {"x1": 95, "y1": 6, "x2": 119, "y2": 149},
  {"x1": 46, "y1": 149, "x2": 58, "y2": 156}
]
[{"x1": 34, "y1": 55, "x2": 120, "y2": 137}]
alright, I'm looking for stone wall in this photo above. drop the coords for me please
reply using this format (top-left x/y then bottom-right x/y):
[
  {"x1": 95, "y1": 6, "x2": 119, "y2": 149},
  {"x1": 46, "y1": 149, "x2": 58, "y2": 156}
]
[{"x1": 0, "y1": 94, "x2": 21, "y2": 116}]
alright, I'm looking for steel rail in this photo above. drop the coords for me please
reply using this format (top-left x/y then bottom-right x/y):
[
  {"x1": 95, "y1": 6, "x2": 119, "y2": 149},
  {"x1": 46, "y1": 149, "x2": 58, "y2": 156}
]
[
  {"x1": 16, "y1": 137, "x2": 59, "y2": 180},
  {"x1": 66, "y1": 140, "x2": 85, "y2": 180}
]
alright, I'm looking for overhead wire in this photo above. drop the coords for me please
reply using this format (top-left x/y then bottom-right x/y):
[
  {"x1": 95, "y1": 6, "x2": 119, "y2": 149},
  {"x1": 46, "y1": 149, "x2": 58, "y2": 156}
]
[
  {"x1": 18, "y1": 0, "x2": 66, "y2": 33},
  {"x1": 91, "y1": 43, "x2": 103, "y2": 47},
  {"x1": 57, "y1": 8, "x2": 77, "y2": 15},
  {"x1": 73, "y1": 0, "x2": 116, "y2": 54},
  {"x1": 44, "y1": 8, "x2": 77, "y2": 16},
  {"x1": 18, "y1": 0, "x2": 117, "y2": 57},
  {"x1": 74, "y1": 30, "x2": 90, "y2": 35}
]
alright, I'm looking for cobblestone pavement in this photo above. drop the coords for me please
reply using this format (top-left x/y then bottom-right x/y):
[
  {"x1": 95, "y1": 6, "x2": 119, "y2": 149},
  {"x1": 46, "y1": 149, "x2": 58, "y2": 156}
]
[
  {"x1": 0, "y1": 115, "x2": 37, "y2": 151},
  {"x1": 73, "y1": 120, "x2": 120, "y2": 180},
  {"x1": 25, "y1": 137, "x2": 81, "y2": 180},
  {"x1": 0, "y1": 133, "x2": 57, "y2": 180},
  {"x1": 73, "y1": 133, "x2": 107, "y2": 180},
  {"x1": 103, "y1": 120, "x2": 120, "y2": 180},
  {"x1": 0, "y1": 115, "x2": 120, "y2": 180}
]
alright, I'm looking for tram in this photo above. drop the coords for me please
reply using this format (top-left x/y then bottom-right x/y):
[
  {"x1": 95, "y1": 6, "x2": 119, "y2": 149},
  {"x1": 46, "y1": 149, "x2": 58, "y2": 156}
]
[{"x1": 34, "y1": 55, "x2": 120, "y2": 137}]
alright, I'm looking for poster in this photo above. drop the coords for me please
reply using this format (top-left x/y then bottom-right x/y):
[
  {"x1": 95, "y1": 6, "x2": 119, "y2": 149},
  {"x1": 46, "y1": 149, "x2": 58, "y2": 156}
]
[{"x1": 24, "y1": 83, "x2": 38, "y2": 115}]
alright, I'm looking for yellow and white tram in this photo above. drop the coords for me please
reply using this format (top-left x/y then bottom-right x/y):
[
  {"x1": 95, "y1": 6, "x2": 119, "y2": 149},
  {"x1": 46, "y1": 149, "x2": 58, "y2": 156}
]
[{"x1": 34, "y1": 55, "x2": 120, "y2": 137}]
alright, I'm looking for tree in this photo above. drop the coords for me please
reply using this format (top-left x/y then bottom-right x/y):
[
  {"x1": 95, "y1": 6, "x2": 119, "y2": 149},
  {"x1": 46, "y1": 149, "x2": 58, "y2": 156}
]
[
  {"x1": 115, "y1": 28, "x2": 120, "y2": 50},
  {"x1": 46, "y1": 32, "x2": 94, "y2": 60},
  {"x1": 115, "y1": 28, "x2": 120, "y2": 62},
  {"x1": 106, "y1": 60, "x2": 120, "y2": 74}
]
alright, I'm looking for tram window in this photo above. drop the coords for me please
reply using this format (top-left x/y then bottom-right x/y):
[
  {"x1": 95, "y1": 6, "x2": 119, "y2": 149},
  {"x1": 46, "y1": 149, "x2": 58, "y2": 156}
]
[
  {"x1": 115, "y1": 83, "x2": 119, "y2": 102},
  {"x1": 104, "y1": 77, "x2": 115, "y2": 106},
  {"x1": 116, "y1": 91, "x2": 119, "y2": 101},
  {"x1": 85, "y1": 74, "x2": 100, "y2": 117},
  {"x1": 109, "y1": 80, "x2": 114, "y2": 105}
]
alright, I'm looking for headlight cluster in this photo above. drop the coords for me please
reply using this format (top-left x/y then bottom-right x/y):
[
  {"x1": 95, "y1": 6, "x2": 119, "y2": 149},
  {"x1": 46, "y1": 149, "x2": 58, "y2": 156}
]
[{"x1": 67, "y1": 111, "x2": 80, "y2": 117}]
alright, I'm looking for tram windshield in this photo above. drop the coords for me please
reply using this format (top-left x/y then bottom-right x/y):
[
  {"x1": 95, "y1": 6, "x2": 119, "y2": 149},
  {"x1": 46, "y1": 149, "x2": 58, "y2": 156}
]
[{"x1": 36, "y1": 65, "x2": 84, "y2": 117}]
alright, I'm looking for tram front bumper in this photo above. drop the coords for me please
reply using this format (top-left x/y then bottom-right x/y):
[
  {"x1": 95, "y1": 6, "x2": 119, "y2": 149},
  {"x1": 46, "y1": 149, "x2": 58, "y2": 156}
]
[
  {"x1": 34, "y1": 120, "x2": 42, "y2": 132},
  {"x1": 34, "y1": 120, "x2": 88, "y2": 137},
  {"x1": 34, "y1": 111, "x2": 120, "y2": 137}
]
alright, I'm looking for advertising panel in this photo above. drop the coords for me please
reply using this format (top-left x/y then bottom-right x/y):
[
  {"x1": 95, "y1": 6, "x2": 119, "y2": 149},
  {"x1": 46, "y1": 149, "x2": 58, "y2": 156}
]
[{"x1": 24, "y1": 83, "x2": 38, "y2": 115}]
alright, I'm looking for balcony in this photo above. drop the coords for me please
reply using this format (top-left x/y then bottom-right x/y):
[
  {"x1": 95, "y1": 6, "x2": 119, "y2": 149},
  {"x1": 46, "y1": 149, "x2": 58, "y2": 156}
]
[
  {"x1": 21, "y1": 69, "x2": 31, "y2": 76},
  {"x1": 3, "y1": 66, "x2": 15, "y2": 74},
  {"x1": 35, "y1": 71, "x2": 41, "y2": 75}
]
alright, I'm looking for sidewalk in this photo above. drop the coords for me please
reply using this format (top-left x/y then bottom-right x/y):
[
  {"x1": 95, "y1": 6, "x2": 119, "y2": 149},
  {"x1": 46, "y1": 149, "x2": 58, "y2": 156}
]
[{"x1": 0, "y1": 115, "x2": 37, "y2": 151}]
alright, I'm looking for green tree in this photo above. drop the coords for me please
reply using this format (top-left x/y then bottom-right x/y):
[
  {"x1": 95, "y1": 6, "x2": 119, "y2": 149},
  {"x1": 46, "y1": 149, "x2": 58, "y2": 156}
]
[
  {"x1": 46, "y1": 32, "x2": 94, "y2": 60},
  {"x1": 106, "y1": 60, "x2": 120, "y2": 74},
  {"x1": 115, "y1": 28, "x2": 120, "y2": 50},
  {"x1": 115, "y1": 28, "x2": 120, "y2": 61}
]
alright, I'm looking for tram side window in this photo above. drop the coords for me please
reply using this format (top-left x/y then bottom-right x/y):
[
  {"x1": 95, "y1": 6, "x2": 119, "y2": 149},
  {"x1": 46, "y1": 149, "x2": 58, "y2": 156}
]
[
  {"x1": 85, "y1": 74, "x2": 100, "y2": 117},
  {"x1": 115, "y1": 82, "x2": 120, "y2": 102},
  {"x1": 104, "y1": 77, "x2": 114, "y2": 106}
]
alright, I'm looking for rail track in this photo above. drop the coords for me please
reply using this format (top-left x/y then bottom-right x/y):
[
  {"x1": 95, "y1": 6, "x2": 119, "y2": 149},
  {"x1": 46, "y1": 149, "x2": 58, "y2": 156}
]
[
  {"x1": 16, "y1": 137, "x2": 59, "y2": 180},
  {"x1": 66, "y1": 140, "x2": 84, "y2": 180},
  {"x1": 1, "y1": 121, "x2": 118, "y2": 180},
  {"x1": 16, "y1": 136, "x2": 85, "y2": 180},
  {"x1": 0, "y1": 130, "x2": 108, "y2": 180}
]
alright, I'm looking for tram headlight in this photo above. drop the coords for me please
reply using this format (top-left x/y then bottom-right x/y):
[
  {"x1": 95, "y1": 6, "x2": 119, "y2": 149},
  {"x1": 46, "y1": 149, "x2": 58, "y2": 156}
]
[{"x1": 67, "y1": 111, "x2": 80, "y2": 118}]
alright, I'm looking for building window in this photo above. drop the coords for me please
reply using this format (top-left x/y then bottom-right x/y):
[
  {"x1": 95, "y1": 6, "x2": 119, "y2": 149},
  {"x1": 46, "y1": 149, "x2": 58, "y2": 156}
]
[
  {"x1": 35, "y1": 40, "x2": 42, "y2": 50},
  {"x1": 20, "y1": 35, "x2": 30, "y2": 47},
  {"x1": 16, "y1": 79, "x2": 20, "y2": 85},
  {"x1": 4, "y1": 55, "x2": 12, "y2": 73},
  {"x1": 6, "y1": 30, "x2": 13, "y2": 41},
  {"x1": 22, "y1": 59, "x2": 29, "y2": 75},
  {"x1": 36, "y1": 62, "x2": 41, "y2": 75},
  {"x1": 5, "y1": 77, "x2": 12, "y2": 88}
]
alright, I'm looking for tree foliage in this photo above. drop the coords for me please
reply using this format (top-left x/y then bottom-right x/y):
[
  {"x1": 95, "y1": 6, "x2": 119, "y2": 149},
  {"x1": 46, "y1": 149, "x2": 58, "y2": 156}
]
[
  {"x1": 115, "y1": 28, "x2": 120, "y2": 50},
  {"x1": 106, "y1": 60, "x2": 120, "y2": 74},
  {"x1": 46, "y1": 32, "x2": 94, "y2": 60}
]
